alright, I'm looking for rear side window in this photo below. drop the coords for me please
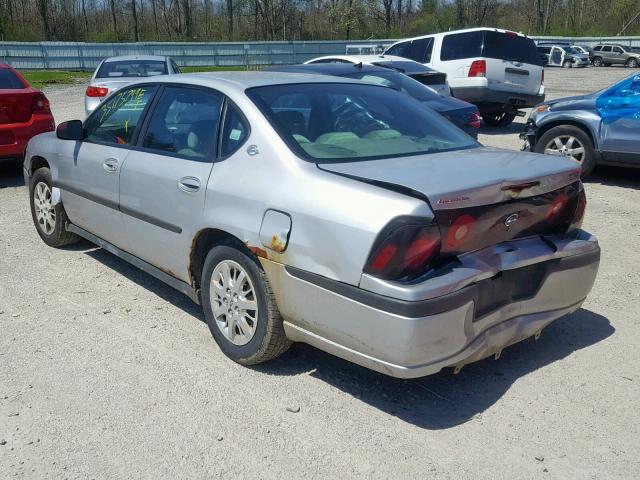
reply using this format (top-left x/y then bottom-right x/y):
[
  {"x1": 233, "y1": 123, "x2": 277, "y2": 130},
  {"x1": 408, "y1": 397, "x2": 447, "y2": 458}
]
[
  {"x1": 85, "y1": 86, "x2": 156, "y2": 145},
  {"x1": 96, "y1": 60, "x2": 168, "y2": 78},
  {"x1": 141, "y1": 86, "x2": 223, "y2": 160},
  {"x1": 0, "y1": 68, "x2": 25, "y2": 89},
  {"x1": 220, "y1": 103, "x2": 249, "y2": 157},
  {"x1": 385, "y1": 41, "x2": 410, "y2": 57},
  {"x1": 441, "y1": 31, "x2": 541, "y2": 65}
]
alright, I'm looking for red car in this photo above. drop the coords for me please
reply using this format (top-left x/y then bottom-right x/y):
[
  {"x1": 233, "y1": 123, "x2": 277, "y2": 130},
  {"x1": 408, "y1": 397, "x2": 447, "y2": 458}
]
[{"x1": 0, "y1": 63, "x2": 54, "y2": 161}]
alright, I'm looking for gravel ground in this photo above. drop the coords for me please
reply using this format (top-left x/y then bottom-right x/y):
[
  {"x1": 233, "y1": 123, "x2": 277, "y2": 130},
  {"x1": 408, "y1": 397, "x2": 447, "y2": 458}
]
[{"x1": 1, "y1": 67, "x2": 639, "y2": 479}]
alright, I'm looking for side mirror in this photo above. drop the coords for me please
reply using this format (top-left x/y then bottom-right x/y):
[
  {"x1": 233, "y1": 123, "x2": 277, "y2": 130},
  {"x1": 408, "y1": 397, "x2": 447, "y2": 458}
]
[{"x1": 56, "y1": 120, "x2": 84, "y2": 141}]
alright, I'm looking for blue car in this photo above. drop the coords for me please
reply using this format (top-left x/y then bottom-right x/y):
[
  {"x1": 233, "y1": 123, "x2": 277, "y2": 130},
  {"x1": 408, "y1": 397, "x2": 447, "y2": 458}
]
[
  {"x1": 268, "y1": 63, "x2": 481, "y2": 138},
  {"x1": 522, "y1": 73, "x2": 640, "y2": 177}
]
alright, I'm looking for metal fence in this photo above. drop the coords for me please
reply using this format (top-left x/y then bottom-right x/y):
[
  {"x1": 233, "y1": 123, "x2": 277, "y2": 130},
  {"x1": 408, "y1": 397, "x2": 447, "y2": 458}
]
[{"x1": 2, "y1": 36, "x2": 640, "y2": 70}]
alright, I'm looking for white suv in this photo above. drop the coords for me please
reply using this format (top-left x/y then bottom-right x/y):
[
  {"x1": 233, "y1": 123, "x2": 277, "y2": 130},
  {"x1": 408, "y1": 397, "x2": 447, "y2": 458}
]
[{"x1": 385, "y1": 28, "x2": 545, "y2": 127}]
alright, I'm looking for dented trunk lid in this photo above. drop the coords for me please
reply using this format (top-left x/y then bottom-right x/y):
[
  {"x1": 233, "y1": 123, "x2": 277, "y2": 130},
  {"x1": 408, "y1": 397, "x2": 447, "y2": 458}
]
[{"x1": 318, "y1": 146, "x2": 583, "y2": 256}]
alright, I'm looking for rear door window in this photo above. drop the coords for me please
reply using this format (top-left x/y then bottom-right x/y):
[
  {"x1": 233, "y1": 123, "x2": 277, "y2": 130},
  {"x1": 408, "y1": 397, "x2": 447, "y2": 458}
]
[
  {"x1": 602, "y1": 46, "x2": 612, "y2": 52},
  {"x1": 85, "y1": 86, "x2": 156, "y2": 146},
  {"x1": 0, "y1": 69, "x2": 25, "y2": 89},
  {"x1": 141, "y1": 86, "x2": 223, "y2": 160},
  {"x1": 220, "y1": 103, "x2": 249, "y2": 157}
]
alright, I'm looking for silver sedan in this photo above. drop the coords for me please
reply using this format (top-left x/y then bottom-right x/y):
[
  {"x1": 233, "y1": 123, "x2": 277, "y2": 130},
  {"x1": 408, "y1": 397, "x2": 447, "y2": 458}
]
[
  {"x1": 24, "y1": 72, "x2": 600, "y2": 378},
  {"x1": 84, "y1": 55, "x2": 181, "y2": 116}
]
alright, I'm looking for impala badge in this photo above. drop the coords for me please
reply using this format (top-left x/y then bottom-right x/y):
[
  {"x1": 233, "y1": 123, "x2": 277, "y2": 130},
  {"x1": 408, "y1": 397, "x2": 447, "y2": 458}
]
[{"x1": 504, "y1": 213, "x2": 519, "y2": 229}]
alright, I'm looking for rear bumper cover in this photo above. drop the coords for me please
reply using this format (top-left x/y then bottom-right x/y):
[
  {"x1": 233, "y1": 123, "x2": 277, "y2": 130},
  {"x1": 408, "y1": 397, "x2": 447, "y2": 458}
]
[
  {"x1": 0, "y1": 115, "x2": 54, "y2": 158},
  {"x1": 264, "y1": 231, "x2": 599, "y2": 378},
  {"x1": 453, "y1": 86, "x2": 545, "y2": 110}
]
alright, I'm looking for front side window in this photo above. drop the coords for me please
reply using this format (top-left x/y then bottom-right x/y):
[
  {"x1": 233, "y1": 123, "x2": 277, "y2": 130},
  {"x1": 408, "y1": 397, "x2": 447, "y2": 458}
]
[
  {"x1": 613, "y1": 47, "x2": 624, "y2": 54},
  {"x1": 385, "y1": 41, "x2": 409, "y2": 58},
  {"x1": 96, "y1": 60, "x2": 168, "y2": 79},
  {"x1": 247, "y1": 83, "x2": 477, "y2": 163},
  {"x1": 405, "y1": 38, "x2": 431, "y2": 63},
  {"x1": 85, "y1": 86, "x2": 156, "y2": 145},
  {"x1": 141, "y1": 86, "x2": 223, "y2": 160}
]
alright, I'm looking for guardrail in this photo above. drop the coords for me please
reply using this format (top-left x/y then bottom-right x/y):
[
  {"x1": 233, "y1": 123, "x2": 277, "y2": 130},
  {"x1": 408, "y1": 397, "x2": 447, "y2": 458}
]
[{"x1": 1, "y1": 36, "x2": 640, "y2": 70}]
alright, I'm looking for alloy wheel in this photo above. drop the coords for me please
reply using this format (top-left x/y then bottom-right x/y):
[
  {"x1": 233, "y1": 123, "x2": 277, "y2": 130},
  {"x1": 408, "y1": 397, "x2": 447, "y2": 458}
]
[
  {"x1": 544, "y1": 135, "x2": 585, "y2": 163},
  {"x1": 33, "y1": 181, "x2": 56, "y2": 235},
  {"x1": 209, "y1": 260, "x2": 259, "y2": 346}
]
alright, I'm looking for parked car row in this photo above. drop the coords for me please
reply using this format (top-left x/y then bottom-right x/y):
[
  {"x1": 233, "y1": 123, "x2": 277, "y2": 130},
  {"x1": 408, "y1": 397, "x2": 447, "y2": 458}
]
[{"x1": 535, "y1": 41, "x2": 640, "y2": 69}]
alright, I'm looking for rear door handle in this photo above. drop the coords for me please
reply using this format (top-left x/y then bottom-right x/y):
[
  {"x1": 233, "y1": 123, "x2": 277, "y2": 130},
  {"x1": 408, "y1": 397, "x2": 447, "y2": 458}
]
[
  {"x1": 178, "y1": 176, "x2": 201, "y2": 193},
  {"x1": 103, "y1": 158, "x2": 119, "y2": 173}
]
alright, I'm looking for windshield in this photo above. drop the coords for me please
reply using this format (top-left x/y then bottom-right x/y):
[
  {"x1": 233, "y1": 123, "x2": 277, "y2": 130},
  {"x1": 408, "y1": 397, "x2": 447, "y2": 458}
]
[
  {"x1": 96, "y1": 60, "x2": 167, "y2": 79},
  {"x1": 342, "y1": 70, "x2": 439, "y2": 102},
  {"x1": 565, "y1": 47, "x2": 580, "y2": 54},
  {"x1": 247, "y1": 83, "x2": 477, "y2": 163}
]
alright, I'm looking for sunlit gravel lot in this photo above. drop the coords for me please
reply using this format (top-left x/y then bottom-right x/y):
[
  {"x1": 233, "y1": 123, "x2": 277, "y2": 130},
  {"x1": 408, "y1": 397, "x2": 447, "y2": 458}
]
[{"x1": 1, "y1": 67, "x2": 639, "y2": 479}]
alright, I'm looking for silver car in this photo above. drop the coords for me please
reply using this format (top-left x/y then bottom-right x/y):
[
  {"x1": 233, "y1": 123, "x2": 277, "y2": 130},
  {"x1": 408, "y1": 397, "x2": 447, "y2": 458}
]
[
  {"x1": 84, "y1": 55, "x2": 181, "y2": 116},
  {"x1": 24, "y1": 72, "x2": 600, "y2": 378}
]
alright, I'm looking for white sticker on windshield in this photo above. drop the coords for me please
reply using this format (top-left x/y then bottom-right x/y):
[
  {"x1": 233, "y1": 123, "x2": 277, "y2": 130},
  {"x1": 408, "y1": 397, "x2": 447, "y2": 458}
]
[{"x1": 229, "y1": 129, "x2": 242, "y2": 141}]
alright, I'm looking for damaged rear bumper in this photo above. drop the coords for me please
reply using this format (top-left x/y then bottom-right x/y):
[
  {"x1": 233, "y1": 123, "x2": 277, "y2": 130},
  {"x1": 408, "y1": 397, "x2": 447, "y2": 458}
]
[{"x1": 261, "y1": 231, "x2": 600, "y2": 378}]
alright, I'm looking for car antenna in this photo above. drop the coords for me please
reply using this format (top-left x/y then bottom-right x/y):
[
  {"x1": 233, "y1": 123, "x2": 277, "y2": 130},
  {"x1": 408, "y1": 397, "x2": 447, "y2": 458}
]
[{"x1": 356, "y1": 62, "x2": 363, "y2": 69}]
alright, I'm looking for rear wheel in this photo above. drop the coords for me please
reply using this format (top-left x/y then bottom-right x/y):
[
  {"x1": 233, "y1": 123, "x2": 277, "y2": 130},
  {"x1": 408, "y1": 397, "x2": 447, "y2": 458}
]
[
  {"x1": 626, "y1": 58, "x2": 639, "y2": 68},
  {"x1": 482, "y1": 111, "x2": 516, "y2": 127},
  {"x1": 535, "y1": 125, "x2": 596, "y2": 177},
  {"x1": 29, "y1": 167, "x2": 80, "y2": 247},
  {"x1": 592, "y1": 56, "x2": 603, "y2": 67},
  {"x1": 201, "y1": 240, "x2": 290, "y2": 365}
]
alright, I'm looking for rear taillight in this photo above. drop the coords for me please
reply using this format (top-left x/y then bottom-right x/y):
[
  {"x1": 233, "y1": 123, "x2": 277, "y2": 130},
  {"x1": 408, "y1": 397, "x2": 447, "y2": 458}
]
[
  {"x1": 468, "y1": 112, "x2": 481, "y2": 129},
  {"x1": 568, "y1": 189, "x2": 587, "y2": 232},
  {"x1": 468, "y1": 60, "x2": 486, "y2": 78},
  {"x1": 364, "y1": 220, "x2": 441, "y2": 281},
  {"x1": 31, "y1": 93, "x2": 51, "y2": 114},
  {"x1": 86, "y1": 86, "x2": 109, "y2": 98},
  {"x1": 545, "y1": 192, "x2": 569, "y2": 222}
]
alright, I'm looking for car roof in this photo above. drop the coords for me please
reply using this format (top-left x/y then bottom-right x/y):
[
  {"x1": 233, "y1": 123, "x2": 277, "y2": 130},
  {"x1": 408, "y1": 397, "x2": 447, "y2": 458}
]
[
  {"x1": 102, "y1": 55, "x2": 168, "y2": 63},
  {"x1": 394, "y1": 27, "x2": 529, "y2": 43},
  {"x1": 123, "y1": 71, "x2": 364, "y2": 94},
  {"x1": 268, "y1": 63, "x2": 394, "y2": 76}
]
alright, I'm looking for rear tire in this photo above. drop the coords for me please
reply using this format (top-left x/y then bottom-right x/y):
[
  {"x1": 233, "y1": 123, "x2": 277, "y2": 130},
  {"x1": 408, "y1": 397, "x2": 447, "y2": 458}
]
[
  {"x1": 534, "y1": 125, "x2": 596, "y2": 178},
  {"x1": 482, "y1": 111, "x2": 517, "y2": 127},
  {"x1": 592, "y1": 56, "x2": 603, "y2": 67},
  {"x1": 29, "y1": 167, "x2": 80, "y2": 247},
  {"x1": 201, "y1": 240, "x2": 291, "y2": 365}
]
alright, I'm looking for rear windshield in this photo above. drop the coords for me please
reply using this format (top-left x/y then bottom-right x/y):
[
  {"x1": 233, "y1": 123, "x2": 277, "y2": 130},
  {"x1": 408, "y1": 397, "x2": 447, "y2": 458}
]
[
  {"x1": 343, "y1": 70, "x2": 439, "y2": 102},
  {"x1": 441, "y1": 31, "x2": 542, "y2": 65},
  {"x1": 0, "y1": 68, "x2": 25, "y2": 89},
  {"x1": 96, "y1": 60, "x2": 167, "y2": 78},
  {"x1": 247, "y1": 83, "x2": 476, "y2": 163}
]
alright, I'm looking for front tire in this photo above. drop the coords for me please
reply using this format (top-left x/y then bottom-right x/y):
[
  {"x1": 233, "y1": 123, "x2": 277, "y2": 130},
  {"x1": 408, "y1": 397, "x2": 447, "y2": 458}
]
[
  {"x1": 535, "y1": 125, "x2": 596, "y2": 177},
  {"x1": 482, "y1": 111, "x2": 517, "y2": 127},
  {"x1": 562, "y1": 60, "x2": 573, "y2": 68},
  {"x1": 201, "y1": 240, "x2": 291, "y2": 365},
  {"x1": 29, "y1": 167, "x2": 80, "y2": 247},
  {"x1": 626, "y1": 58, "x2": 639, "y2": 68}
]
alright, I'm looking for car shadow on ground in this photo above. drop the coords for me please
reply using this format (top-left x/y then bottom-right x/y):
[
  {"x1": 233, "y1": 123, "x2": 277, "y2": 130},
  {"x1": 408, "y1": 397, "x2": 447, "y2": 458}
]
[
  {"x1": 74, "y1": 214, "x2": 614, "y2": 431},
  {"x1": 478, "y1": 121, "x2": 527, "y2": 137},
  {"x1": 257, "y1": 308, "x2": 613, "y2": 430},
  {"x1": 0, "y1": 160, "x2": 25, "y2": 189},
  {"x1": 589, "y1": 165, "x2": 640, "y2": 190}
]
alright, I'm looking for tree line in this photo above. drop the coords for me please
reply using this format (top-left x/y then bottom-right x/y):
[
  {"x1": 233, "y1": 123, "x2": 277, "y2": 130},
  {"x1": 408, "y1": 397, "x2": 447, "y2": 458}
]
[{"x1": 0, "y1": 0, "x2": 639, "y2": 43}]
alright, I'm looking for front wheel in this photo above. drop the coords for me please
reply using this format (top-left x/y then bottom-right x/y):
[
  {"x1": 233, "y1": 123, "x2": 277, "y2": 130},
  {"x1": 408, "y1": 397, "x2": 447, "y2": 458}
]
[
  {"x1": 626, "y1": 58, "x2": 639, "y2": 68},
  {"x1": 482, "y1": 111, "x2": 517, "y2": 127},
  {"x1": 535, "y1": 125, "x2": 596, "y2": 177},
  {"x1": 201, "y1": 240, "x2": 291, "y2": 365},
  {"x1": 29, "y1": 167, "x2": 80, "y2": 247},
  {"x1": 562, "y1": 60, "x2": 573, "y2": 68}
]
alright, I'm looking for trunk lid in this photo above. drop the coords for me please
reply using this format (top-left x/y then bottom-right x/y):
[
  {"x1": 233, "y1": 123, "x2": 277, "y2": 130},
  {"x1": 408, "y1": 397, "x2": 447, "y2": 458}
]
[{"x1": 318, "y1": 146, "x2": 582, "y2": 256}]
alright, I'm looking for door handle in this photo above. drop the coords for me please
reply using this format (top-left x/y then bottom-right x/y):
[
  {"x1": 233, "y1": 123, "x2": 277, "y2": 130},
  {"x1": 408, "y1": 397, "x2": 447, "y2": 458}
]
[
  {"x1": 178, "y1": 176, "x2": 201, "y2": 193},
  {"x1": 103, "y1": 158, "x2": 119, "y2": 173}
]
